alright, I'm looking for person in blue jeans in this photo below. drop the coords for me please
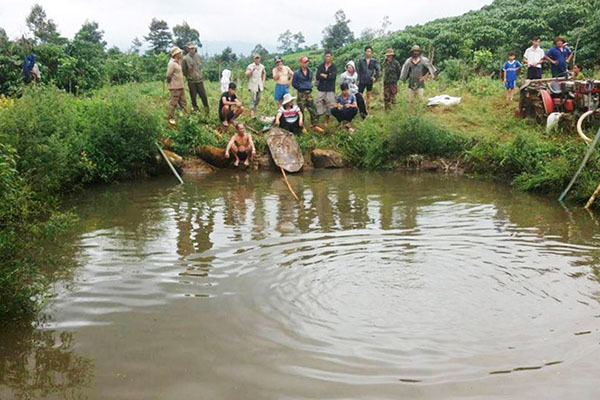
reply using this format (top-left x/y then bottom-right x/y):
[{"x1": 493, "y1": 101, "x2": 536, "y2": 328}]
[
  {"x1": 544, "y1": 37, "x2": 573, "y2": 78},
  {"x1": 503, "y1": 52, "x2": 522, "y2": 101}
]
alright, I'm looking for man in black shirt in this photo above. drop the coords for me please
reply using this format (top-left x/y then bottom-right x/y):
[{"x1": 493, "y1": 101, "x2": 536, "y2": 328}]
[
  {"x1": 218, "y1": 82, "x2": 244, "y2": 127},
  {"x1": 357, "y1": 45, "x2": 380, "y2": 108},
  {"x1": 315, "y1": 50, "x2": 337, "y2": 127}
]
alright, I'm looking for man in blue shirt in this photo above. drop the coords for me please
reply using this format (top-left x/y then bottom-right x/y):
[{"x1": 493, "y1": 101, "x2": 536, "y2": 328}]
[
  {"x1": 503, "y1": 52, "x2": 522, "y2": 101},
  {"x1": 544, "y1": 37, "x2": 573, "y2": 78}
]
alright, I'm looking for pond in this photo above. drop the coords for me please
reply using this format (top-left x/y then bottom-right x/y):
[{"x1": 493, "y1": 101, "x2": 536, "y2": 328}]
[{"x1": 1, "y1": 170, "x2": 599, "y2": 399}]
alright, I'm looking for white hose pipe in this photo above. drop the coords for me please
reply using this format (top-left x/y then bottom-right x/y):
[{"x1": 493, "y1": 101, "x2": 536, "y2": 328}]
[{"x1": 577, "y1": 109, "x2": 599, "y2": 144}]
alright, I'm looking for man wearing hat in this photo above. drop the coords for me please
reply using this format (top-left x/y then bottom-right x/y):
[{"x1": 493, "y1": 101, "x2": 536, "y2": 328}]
[
  {"x1": 272, "y1": 56, "x2": 294, "y2": 105},
  {"x1": 181, "y1": 42, "x2": 209, "y2": 114},
  {"x1": 166, "y1": 46, "x2": 188, "y2": 124},
  {"x1": 382, "y1": 48, "x2": 402, "y2": 110},
  {"x1": 292, "y1": 56, "x2": 320, "y2": 131},
  {"x1": 400, "y1": 45, "x2": 437, "y2": 101},
  {"x1": 245, "y1": 54, "x2": 266, "y2": 118}
]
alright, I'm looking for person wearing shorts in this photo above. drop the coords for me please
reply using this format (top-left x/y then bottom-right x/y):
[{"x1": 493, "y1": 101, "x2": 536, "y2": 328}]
[
  {"x1": 503, "y1": 52, "x2": 522, "y2": 101},
  {"x1": 272, "y1": 56, "x2": 293, "y2": 105},
  {"x1": 315, "y1": 50, "x2": 337, "y2": 127},
  {"x1": 357, "y1": 45, "x2": 380, "y2": 107}
]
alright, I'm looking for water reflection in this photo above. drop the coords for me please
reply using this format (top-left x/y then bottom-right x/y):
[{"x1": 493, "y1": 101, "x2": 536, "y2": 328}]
[
  {"x1": 2, "y1": 170, "x2": 599, "y2": 399},
  {"x1": 0, "y1": 320, "x2": 93, "y2": 400}
]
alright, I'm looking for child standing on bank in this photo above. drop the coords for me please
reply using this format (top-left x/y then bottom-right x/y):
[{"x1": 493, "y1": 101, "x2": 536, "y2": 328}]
[{"x1": 503, "y1": 52, "x2": 522, "y2": 101}]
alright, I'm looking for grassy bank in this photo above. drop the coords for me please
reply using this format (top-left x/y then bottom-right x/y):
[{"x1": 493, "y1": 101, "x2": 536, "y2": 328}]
[
  {"x1": 164, "y1": 76, "x2": 600, "y2": 202},
  {"x1": 1, "y1": 75, "x2": 599, "y2": 319}
]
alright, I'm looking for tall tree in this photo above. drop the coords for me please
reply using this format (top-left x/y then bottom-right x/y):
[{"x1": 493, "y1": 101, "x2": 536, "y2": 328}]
[
  {"x1": 277, "y1": 30, "x2": 293, "y2": 53},
  {"x1": 25, "y1": 4, "x2": 65, "y2": 44},
  {"x1": 292, "y1": 32, "x2": 306, "y2": 51},
  {"x1": 377, "y1": 16, "x2": 391, "y2": 37},
  {"x1": 321, "y1": 10, "x2": 354, "y2": 50},
  {"x1": 129, "y1": 37, "x2": 142, "y2": 54},
  {"x1": 173, "y1": 21, "x2": 201, "y2": 51},
  {"x1": 74, "y1": 21, "x2": 106, "y2": 48},
  {"x1": 251, "y1": 43, "x2": 269, "y2": 59},
  {"x1": 144, "y1": 18, "x2": 172, "y2": 54},
  {"x1": 216, "y1": 46, "x2": 237, "y2": 64}
]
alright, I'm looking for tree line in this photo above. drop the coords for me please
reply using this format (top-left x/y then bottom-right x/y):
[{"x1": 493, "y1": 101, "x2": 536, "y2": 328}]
[{"x1": 1, "y1": 0, "x2": 599, "y2": 97}]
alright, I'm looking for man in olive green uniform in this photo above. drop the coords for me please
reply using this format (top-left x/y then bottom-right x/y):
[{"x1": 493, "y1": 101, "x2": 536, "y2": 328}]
[
  {"x1": 182, "y1": 42, "x2": 210, "y2": 113},
  {"x1": 382, "y1": 48, "x2": 402, "y2": 110}
]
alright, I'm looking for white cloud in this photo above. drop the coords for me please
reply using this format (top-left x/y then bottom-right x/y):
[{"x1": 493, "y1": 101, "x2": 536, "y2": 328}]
[{"x1": 1, "y1": 0, "x2": 493, "y2": 51}]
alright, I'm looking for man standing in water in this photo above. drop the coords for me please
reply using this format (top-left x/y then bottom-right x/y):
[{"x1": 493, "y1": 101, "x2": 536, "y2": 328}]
[
  {"x1": 245, "y1": 54, "x2": 266, "y2": 118},
  {"x1": 382, "y1": 48, "x2": 402, "y2": 110},
  {"x1": 225, "y1": 123, "x2": 256, "y2": 167},
  {"x1": 357, "y1": 45, "x2": 380, "y2": 109},
  {"x1": 315, "y1": 50, "x2": 337, "y2": 128},
  {"x1": 181, "y1": 42, "x2": 209, "y2": 114},
  {"x1": 400, "y1": 45, "x2": 436, "y2": 101},
  {"x1": 166, "y1": 46, "x2": 188, "y2": 125}
]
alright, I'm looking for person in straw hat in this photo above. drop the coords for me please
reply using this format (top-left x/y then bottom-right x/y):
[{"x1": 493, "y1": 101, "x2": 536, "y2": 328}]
[
  {"x1": 400, "y1": 45, "x2": 437, "y2": 101},
  {"x1": 182, "y1": 42, "x2": 210, "y2": 114},
  {"x1": 382, "y1": 48, "x2": 402, "y2": 110},
  {"x1": 166, "y1": 46, "x2": 188, "y2": 125},
  {"x1": 275, "y1": 93, "x2": 304, "y2": 134}
]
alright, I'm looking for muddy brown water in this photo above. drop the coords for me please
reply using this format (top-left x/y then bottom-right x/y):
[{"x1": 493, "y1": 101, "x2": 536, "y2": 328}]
[{"x1": 1, "y1": 170, "x2": 600, "y2": 399}]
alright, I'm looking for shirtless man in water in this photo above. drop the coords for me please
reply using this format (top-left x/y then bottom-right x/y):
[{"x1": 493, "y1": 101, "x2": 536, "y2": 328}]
[{"x1": 225, "y1": 123, "x2": 256, "y2": 167}]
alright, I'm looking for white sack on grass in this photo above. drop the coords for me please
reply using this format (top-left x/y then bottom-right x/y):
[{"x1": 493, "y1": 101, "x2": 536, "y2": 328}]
[{"x1": 427, "y1": 95, "x2": 462, "y2": 107}]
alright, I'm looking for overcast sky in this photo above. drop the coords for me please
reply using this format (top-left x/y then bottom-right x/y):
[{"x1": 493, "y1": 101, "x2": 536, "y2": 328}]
[{"x1": 1, "y1": 0, "x2": 493, "y2": 53}]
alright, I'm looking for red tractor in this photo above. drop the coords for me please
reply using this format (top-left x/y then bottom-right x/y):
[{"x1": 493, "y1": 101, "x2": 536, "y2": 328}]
[{"x1": 518, "y1": 78, "x2": 600, "y2": 142}]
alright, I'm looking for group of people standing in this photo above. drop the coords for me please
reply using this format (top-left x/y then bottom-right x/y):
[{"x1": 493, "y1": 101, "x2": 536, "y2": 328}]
[
  {"x1": 503, "y1": 36, "x2": 581, "y2": 101},
  {"x1": 244, "y1": 45, "x2": 436, "y2": 133},
  {"x1": 165, "y1": 42, "x2": 437, "y2": 131}
]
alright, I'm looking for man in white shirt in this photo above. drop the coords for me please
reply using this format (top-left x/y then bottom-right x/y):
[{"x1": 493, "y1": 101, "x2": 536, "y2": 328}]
[
  {"x1": 523, "y1": 37, "x2": 545, "y2": 80},
  {"x1": 245, "y1": 54, "x2": 266, "y2": 118}
]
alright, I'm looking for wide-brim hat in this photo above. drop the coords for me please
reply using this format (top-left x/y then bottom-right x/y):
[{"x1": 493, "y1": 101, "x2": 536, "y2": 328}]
[
  {"x1": 186, "y1": 42, "x2": 197, "y2": 49},
  {"x1": 170, "y1": 46, "x2": 182, "y2": 57},
  {"x1": 384, "y1": 48, "x2": 395, "y2": 56},
  {"x1": 281, "y1": 93, "x2": 296, "y2": 105},
  {"x1": 410, "y1": 45, "x2": 422, "y2": 54},
  {"x1": 253, "y1": 53, "x2": 261, "y2": 59}
]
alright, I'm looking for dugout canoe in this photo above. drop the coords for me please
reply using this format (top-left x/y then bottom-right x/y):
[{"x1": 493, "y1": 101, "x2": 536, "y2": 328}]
[{"x1": 266, "y1": 127, "x2": 304, "y2": 173}]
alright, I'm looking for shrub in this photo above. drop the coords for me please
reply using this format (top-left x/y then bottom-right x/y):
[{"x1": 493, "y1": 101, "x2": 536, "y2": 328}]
[{"x1": 389, "y1": 114, "x2": 473, "y2": 158}]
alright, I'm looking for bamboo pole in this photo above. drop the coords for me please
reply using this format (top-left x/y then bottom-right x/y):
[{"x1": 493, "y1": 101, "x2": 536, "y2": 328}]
[
  {"x1": 585, "y1": 183, "x2": 600, "y2": 209},
  {"x1": 280, "y1": 167, "x2": 299, "y2": 201},
  {"x1": 156, "y1": 142, "x2": 184, "y2": 185}
]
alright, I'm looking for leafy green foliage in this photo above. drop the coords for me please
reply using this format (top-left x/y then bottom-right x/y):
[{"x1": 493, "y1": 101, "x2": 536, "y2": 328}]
[
  {"x1": 321, "y1": 10, "x2": 355, "y2": 51},
  {"x1": 389, "y1": 115, "x2": 473, "y2": 158},
  {"x1": 173, "y1": 21, "x2": 201, "y2": 51},
  {"x1": 145, "y1": 18, "x2": 172, "y2": 54}
]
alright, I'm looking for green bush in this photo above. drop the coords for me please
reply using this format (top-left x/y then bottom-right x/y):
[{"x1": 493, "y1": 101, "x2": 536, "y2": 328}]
[
  {"x1": 0, "y1": 84, "x2": 165, "y2": 319},
  {"x1": 389, "y1": 114, "x2": 473, "y2": 158},
  {"x1": 344, "y1": 116, "x2": 391, "y2": 170}
]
